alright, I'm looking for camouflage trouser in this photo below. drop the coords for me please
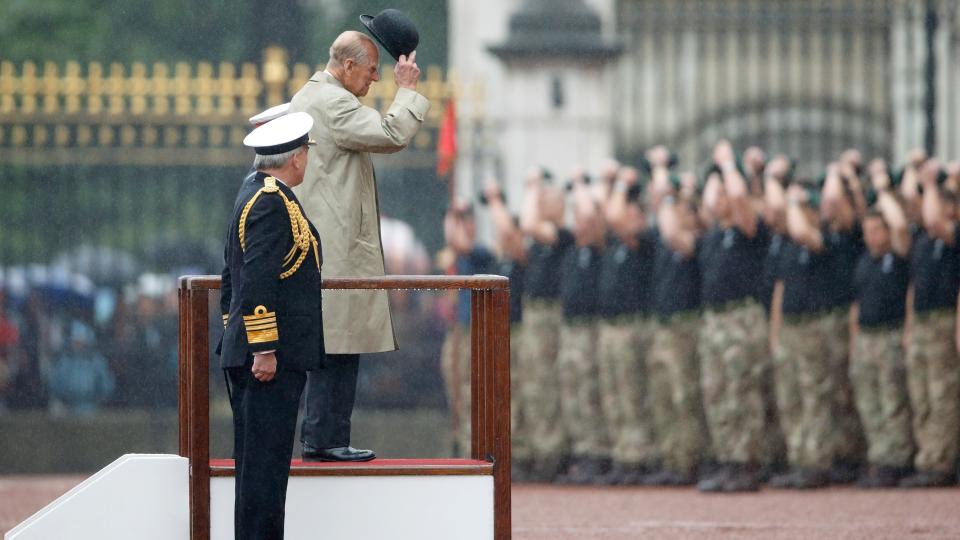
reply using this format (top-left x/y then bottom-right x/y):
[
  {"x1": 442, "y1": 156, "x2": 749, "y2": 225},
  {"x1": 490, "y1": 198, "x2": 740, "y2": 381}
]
[
  {"x1": 758, "y1": 316, "x2": 786, "y2": 470},
  {"x1": 517, "y1": 299, "x2": 566, "y2": 472},
  {"x1": 850, "y1": 326, "x2": 915, "y2": 467},
  {"x1": 822, "y1": 308, "x2": 867, "y2": 463},
  {"x1": 698, "y1": 300, "x2": 769, "y2": 464},
  {"x1": 441, "y1": 323, "x2": 471, "y2": 457},
  {"x1": 906, "y1": 309, "x2": 960, "y2": 472},
  {"x1": 558, "y1": 318, "x2": 609, "y2": 458},
  {"x1": 596, "y1": 315, "x2": 658, "y2": 465},
  {"x1": 648, "y1": 313, "x2": 708, "y2": 473},
  {"x1": 773, "y1": 315, "x2": 836, "y2": 469},
  {"x1": 510, "y1": 322, "x2": 533, "y2": 462}
]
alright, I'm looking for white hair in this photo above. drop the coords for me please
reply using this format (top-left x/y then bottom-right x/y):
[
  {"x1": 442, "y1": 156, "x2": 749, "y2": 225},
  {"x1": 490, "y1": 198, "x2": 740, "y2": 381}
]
[
  {"x1": 253, "y1": 147, "x2": 301, "y2": 170},
  {"x1": 328, "y1": 31, "x2": 376, "y2": 68}
]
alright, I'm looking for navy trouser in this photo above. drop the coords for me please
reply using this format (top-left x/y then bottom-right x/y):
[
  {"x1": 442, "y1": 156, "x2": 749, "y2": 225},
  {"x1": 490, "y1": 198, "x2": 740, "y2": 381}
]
[
  {"x1": 226, "y1": 363, "x2": 306, "y2": 540},
  {"x1": 300, "y1": 353, "x2": 360, "y2": 449}
]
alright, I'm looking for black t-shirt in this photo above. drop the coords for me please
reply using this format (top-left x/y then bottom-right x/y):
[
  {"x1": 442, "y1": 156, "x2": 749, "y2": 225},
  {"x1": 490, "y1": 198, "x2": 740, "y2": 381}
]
[
  {"x1": 524, "y1": 229, "x2": 575, "y2": 300},
  {"x1": 698, "y1": 220, "x2": 769, "y2": 308},
  {"x1": 824, "y1": 225, "x2": 863, "y2": 310},
  {"x1": 652, "y1": 228, "x2": 701, "y2": 318},
  {"x1": 760, "y1": 232, "x2": 786, "y2": 313},
  {"x1": 854, "y1": 251, "x2": 910, "y2": 327},
  {"x1": 598, "y1": 232, "x2": 655, "y2": 317},
  {"x1": 559, "y1": 244, "x2": 603, "y2": 319},
  {"x1": 778, "y1": 239, "x2": 834, "y2": 315},
  {"x1": 911, "y1": 229, "x2": 960, "y2": 313},
  {"x1": 500, "y1": 258, "x2": 526, "y2": 323}
]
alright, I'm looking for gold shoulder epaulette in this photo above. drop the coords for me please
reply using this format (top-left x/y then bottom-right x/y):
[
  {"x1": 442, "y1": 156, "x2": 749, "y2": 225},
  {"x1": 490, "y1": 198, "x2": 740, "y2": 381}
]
[
  {"x1": 238, "y1": 178, "x2": 282, "y2": 251},
  {"x1": 263, "y1": 176, "x2": 280, "y2": 193},
  {"x1": 238, "y1": 176, "x2": 321, "y2": 279}
]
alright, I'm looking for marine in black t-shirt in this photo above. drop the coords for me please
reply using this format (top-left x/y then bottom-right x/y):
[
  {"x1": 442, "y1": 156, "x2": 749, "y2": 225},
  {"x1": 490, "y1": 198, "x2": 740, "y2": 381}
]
[
  {"x1": 651, "y1": 228, "x2": 700, "y2": 318},
  {"x1": 854, "y1": 251, "x2": 910, "y2": 328},
  {"x1": 598, "y1": 232, "x2": 655, "y2": 318},
  {"x1": 911, "y1": 229, "x2": 960, "y2": 313},
  {"x1": 525, "y1": 229, "x2": 575, "y2": 300},
  {"x1": 560, "y1": 243, "x2": 603, "y2": 319},
  {"x1": 698, "y1": 219, "x2": 769, "y2": 308}
]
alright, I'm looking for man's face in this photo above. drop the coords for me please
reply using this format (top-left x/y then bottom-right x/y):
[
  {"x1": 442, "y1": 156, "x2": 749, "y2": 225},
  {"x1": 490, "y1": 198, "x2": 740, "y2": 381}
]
[
  {"x1": 863, "y1": 216, "x2": 890, "y2": 256},
  {"x1": 287, "y1": 146, "x2": 309, "y2": 187},
  {"x1": 342, "y1": 43, "x2": 380, "y2": 97}
]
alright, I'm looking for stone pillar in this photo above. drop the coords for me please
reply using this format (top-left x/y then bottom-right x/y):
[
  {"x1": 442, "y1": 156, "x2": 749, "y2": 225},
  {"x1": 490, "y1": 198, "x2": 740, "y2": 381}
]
[{"x1": 487, "y1": 0, "x2": 621, "y2": 213}]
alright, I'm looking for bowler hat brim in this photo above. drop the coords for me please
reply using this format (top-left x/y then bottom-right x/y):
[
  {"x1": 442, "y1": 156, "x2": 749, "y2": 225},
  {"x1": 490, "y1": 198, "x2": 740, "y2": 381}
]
[
  {"x1": 359, "y1": 14, "x2": 385, "y2": 49},
  {"x1": 360, "y1": 14, "x2": 397, "y2": 61},
  {"x1": 359, "y1": 10, "x2": 418, "y2": 62}
]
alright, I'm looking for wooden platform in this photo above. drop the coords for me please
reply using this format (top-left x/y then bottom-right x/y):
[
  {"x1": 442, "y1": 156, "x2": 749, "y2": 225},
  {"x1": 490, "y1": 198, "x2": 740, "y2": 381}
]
[{"x1": 209, "y1": 458, "x2": 493, "y2": 477}]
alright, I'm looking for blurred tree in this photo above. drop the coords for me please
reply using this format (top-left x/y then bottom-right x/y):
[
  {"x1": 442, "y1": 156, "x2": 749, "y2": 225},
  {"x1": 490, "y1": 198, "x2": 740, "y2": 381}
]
[{"x1": 0, "y1": 0, "x2": 447, "y2": 66}]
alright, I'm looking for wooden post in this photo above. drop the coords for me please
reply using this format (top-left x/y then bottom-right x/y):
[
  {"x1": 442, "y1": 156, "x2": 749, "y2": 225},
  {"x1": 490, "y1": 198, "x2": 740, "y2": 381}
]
[{"x1": 187, "y1": 278, "x2": 211, "y2": 540}]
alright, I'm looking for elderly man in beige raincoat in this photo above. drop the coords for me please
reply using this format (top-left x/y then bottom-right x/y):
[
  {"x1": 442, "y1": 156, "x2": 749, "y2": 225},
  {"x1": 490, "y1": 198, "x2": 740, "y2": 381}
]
[{"x1": 290, "y1": 28, "x2": 429, "y2": 462}]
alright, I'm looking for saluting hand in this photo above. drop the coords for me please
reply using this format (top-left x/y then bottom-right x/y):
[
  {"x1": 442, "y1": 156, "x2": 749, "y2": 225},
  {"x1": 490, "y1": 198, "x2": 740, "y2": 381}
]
[{"x1": 395, "y1": 51, "x2": 421, "y2": 90}]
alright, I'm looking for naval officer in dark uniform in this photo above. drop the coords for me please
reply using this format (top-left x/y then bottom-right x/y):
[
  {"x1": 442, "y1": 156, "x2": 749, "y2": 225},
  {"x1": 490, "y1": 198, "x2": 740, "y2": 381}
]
[{"x1": 219, "y1": 112, "x2": 323, "y2": 540}]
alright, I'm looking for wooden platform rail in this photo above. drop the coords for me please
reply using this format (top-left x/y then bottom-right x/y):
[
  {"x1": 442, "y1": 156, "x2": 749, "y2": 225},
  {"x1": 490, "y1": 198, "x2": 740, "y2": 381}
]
[{"x1": 178, "y1": 275, "x2": 511, "y2": 540}]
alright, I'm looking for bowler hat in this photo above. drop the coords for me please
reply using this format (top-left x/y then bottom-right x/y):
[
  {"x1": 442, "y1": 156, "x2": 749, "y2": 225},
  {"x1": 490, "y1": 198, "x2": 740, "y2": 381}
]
[{"x1": 360, "y1": 9, "x2": 419, "y2": 62}]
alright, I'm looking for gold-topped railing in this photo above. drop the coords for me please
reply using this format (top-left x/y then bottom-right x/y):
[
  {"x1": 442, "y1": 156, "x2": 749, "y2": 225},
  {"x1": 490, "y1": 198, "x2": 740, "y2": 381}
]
[{"x1": 0, "y1": 46, "x2": 475, "y2": 166}]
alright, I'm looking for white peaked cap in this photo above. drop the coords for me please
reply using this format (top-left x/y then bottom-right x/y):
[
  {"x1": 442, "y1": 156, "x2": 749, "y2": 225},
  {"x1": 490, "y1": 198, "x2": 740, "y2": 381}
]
[
  {"x1": 243, "y1": 112, "x2": 314, "y2": 155},
  {"x1": 248, "y1": 102, "x2": 291, "y2": 126}
]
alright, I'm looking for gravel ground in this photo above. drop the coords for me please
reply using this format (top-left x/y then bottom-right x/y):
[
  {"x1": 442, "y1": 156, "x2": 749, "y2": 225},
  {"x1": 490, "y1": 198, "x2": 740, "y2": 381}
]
[{"x1": 3, "y1": 476, "x2": 959, "y2": 539}]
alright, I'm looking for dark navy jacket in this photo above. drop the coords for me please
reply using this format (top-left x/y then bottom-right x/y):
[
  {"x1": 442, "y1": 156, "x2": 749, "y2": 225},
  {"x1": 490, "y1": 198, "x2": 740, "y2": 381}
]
[{"x1": 218, "y1": 172, "x2": 324, "y2": 372}]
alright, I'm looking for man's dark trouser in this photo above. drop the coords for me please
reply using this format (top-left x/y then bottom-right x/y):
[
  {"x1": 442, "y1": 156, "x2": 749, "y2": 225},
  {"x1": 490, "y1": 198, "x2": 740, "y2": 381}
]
[
  {"x1": 226, "y1": 363, "x2": 306, "y2": 540},
  {"x1": 301, "y1": 353, "x2": 360, "y2": 448}
]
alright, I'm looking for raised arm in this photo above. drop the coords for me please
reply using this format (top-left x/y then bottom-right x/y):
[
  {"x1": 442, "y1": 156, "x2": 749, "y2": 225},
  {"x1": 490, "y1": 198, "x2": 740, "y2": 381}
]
[
  {"x1": 920, "y1": 159, "x2": 956, "y2": 245},
  {"x1": 762, "y1": 155, "x2": 789, "y2": 232},
  {"x1": 658, "y1": 196, "x2": 697, "y2": 258},
  {"x1": 570, "y1": 168, "x2": 605, "y2": 247},
  {"x1": 520, "y1": 169, "x2": 561, "y2": 245},
  {"x1": 786, "y1": 183, "x2": 824, "y2": 252},
  {"x1": 605, "y1": 166, "x2": 644, "y2": 246},
  {"x1": 871, "y1": 165, "x2": 911, "y2": 258},
  {"x1": 326, "y1": 89, "x2": 429, "y2": 154},
  {"x1": 483, "y1": 180, "x2": 527, "y2": 262},
  {"x1": 715, "y1": 140, "x2": 758, "y2": 238}
]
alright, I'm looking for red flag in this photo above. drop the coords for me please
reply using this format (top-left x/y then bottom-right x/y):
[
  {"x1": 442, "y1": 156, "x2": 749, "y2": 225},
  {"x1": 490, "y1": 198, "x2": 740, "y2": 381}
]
[{"x1": 436, "y1": 99, "x2": 457, "y2": 177}]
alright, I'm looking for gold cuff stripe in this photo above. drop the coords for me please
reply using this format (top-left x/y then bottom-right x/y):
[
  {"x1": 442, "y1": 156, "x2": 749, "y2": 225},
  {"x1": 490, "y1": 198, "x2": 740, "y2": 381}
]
[
  {"x1": 247, "y1": 328, "x2": 279, "y2": 344},
  {"x1": 243, "y1": 317, "x2": 277, "y2": 326},
  {"x1": 243, "y1": 315, "x2": 277, "y2": 324},
  {"x1": 245, "y1": 323, "x2": 278, "y2": 332}
]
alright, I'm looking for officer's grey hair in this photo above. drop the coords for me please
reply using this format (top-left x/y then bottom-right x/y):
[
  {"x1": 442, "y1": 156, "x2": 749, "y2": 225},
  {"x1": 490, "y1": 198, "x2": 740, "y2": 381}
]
[
  {"x1": 328, "y1": 31, "x2": 376, "y2": 68},
  {"x1": 253, "y1": 147, "x2": 301, "y2": 171}
]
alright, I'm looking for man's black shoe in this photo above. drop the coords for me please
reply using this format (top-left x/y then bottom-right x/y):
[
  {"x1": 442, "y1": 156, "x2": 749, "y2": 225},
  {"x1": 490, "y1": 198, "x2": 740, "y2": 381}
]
[
  {"x1": 697, "y1": 464, "x2": 730, "y2": 493},
  {"x1": 302, "y1": 445, "x2": 376, "y2": 462},
  {"x1": 898, "y1": 469, "x2": 956, "y2": 488},
  {"x1": 856, "y1": 465, "x2": 908, "y2": 488},
  {"x1": 828, "y1": 460, "x2": 862, "y2": 485},
  {"x1": 792, "y1": 467, "x2": 830, "y2": 489}
]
